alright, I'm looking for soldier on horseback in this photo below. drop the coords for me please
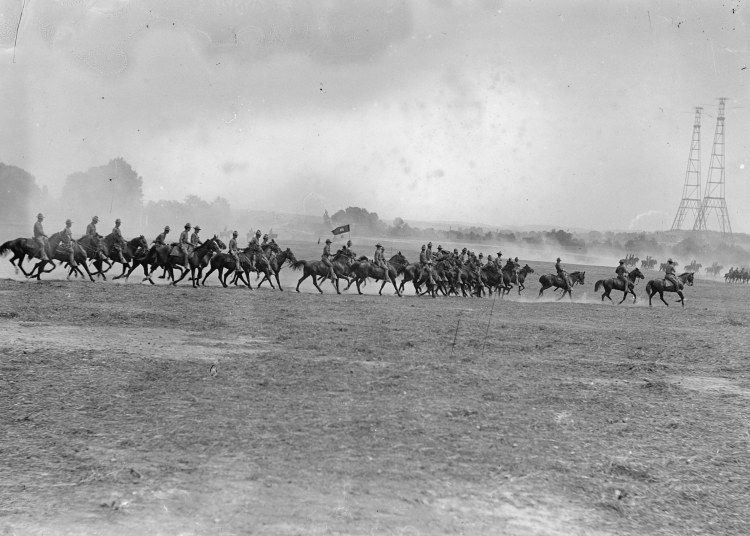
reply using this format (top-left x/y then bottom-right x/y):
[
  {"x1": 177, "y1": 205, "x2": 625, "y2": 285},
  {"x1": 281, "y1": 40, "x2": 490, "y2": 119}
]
[
  {"x1": 419, "y1": 244, "x2": 437, "y2": 288},
  {"x1": 33, "y1": 213, "x2": 50, "y2": 261},
  {"x1": 340, "y1": 239, "x2": 355, "y2": 260},
  {"x1": 60, "y1": 219, "x2": 77, "y2": 267},
  {"x1": 179, "y1": 223, "x2": 192, "y2": 267},
  {"x1": 153, "y1": 226, "x2": 170, "y2": 246},
  {"x1": 616, "y1": 259, "x2": 629, "y2": 289},
  {"x1": 664, "y1": 259, "x2": 681, "y2": 290},
  {"x1": 555, "y1": 257, "x2": 571, "y2": 291},
  {"x1": 247, "y1": 230, "x2": 262, "y2": 270},
  {"x1": 321, "y1": 239, "x2": 336, "y2": 283},
  {"x1": 459, "y1": 247, "x2": 468, "y2": 264},
  {"x1": 228, "y1": 231, "x2": 242, "y2": 274},
  {"x1": 374, "y1": 243, "x2": 389, "y2": 273},
  {"x1": 86, "y1": 216, "x2": 100, "y2": 238},
  {"x1": 111, "y1": 218, "x2": 127, "y2": 259},
  {"x1": 506, "y1": 256, "x2": 520, "y2": 285},
  {"x1": 190, "y1": 225, "x2": 203, "y2": 248}
]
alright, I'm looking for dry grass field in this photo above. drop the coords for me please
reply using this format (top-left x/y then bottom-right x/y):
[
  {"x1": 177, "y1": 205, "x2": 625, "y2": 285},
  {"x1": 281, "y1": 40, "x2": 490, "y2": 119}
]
[{"x1": 0, "y1": 247, "x2": 748, "y2": 535}]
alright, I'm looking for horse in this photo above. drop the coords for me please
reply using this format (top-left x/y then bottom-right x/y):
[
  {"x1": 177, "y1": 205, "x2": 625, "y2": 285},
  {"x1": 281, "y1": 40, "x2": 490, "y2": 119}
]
[
  {"x1": 75, "y1": 235, "x2": 113, "y2": 279},
  {"x1": 594, "y1": 267, "x2": 644, "y2": 304},
  {"x1": 146, "y1": 237, "x2": 222, "y2": 288},
  {"x1": 645, "y1": 272, "x2": 694, "y2": 307},
  {"x1": 292, "y1": 252, "x2": 353, "y2": 294},
  {"x1": 203, "y1": 247, "x2": 274, "y2": 289},
  {"x1": 347, "y1": 257, "x2": 403, "y2": 297},
  {"x1": 102, "y1": 235, "x2": 149, "y2": 279},
  {"x1": 538, "y1": 271, "x2": 585, "y2": 300},
  {"x1": 0, "y1": 237, "x2": 51, "y2": 276},
  {"x1": 27, "y1": 232, "x2": 95, "y2": 282}
]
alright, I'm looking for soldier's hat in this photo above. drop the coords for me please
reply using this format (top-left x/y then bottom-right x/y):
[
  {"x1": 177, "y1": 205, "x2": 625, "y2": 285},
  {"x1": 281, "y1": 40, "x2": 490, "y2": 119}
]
[
  {"x1": 556, "y1": 257, "x2": 561, "y2": 261},
  {"x1": 115, "y1": 218, "x2": 121, "y2": 224},
  {"x1": 37, "y1": 213, "x2": 44, "y2": 219},
  {"x1": 164, "y1": 225, "x2": 170, "y2": 231},
  {"x1": 427, "y1": 242, "x2": 432, "y2": 247},
  {"x1": 346, "y1": 240, "x2": 352, "y2": 245},
  {"x1": 668, "y1": 258, "x2": 674, "y2": 263},
  {"x1": 232, "y1": 230, "x2": 238, "y2": 236},
  {"x1": 478, "y1": 253, "x2": 483, "y2": 257},
  {"x1": 453, "y1": 248, "x2": 458, "y2": 253},
  {"x1": 194, "y1": 225, "x2": 201, "y2": 231},
  {"x1": 185, "y1": 223, "x2": 191, "y2": 229},
  {"x1": 263, "y1": 234, "x2": 268, "y2": 239},
  {"x1": 325, "y1": 238, "x2": 331, "y2": 243},
  {"x1": 437, "y1": 245, "x2": 442, "y2": 250},
  {"x1": 497, "y1": 251, "x2": 502, "y2": 256},
  {"x1": 92, "y1": 215, "x2": 99, "y2": 221},
  {"x1": 619, "y1": 259, "x2": 625, "y2": 264},
  {"x1": 515, "y1": 257, "x2": 519, "y2": 261},
  {"x1": 462, "y1": 247, "x2": 467, "y2": 252},
  {"x1": 421, "y1": 244, "x2": 426, "y2": 249},
  {"x1": 375, "y1": 243, "x2": 382, "y2": 247},
  {"x1": 65, "y1": 219, "x2": 72, "y2": 225},
  {"x1": 256, "y1": 229, "x2": 261, "y2": 235}
]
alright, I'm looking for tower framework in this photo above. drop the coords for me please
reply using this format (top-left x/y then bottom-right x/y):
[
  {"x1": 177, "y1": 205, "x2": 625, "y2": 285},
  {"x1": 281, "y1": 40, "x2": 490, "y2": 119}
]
[
  {"x1": 670, "y1": 107, "x2": 703, "y2": 231},
  {"x1": 693, "y1": 98, "x2": 732, "y2": 237}
]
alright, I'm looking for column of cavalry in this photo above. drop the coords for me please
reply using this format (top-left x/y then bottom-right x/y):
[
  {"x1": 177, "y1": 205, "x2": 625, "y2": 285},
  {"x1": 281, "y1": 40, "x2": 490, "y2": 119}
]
[{"x1": 0, "y1": 214, "x2": 695, "y2": 305}]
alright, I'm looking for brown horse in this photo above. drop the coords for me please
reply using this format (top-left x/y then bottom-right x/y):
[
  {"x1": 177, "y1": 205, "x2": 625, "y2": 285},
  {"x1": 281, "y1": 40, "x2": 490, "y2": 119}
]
[
  {"x1": 646, "y1": 272, "x2": 694, "y2": 307},
  {"x1": 538, "y1": 271, "x2": 585, "y2": 300},
  {"x1": 0, "y1": 237, "x2": 51, "y2": 276},
  {"x1": 348, "y1": 257, "x2": 403, "y2": 297},
  {"x1": 594, "y1": 267, "x2": 644, "y2": 304},
  {"x1": 293, "y1": 252, "x2": 353, "y2": 294},
  {"x1": 27, "y1": 232, "x2": 95, "y2": 282},
  {"x1": 257, "y1": 248, "x2": 298, "y2": 291}
]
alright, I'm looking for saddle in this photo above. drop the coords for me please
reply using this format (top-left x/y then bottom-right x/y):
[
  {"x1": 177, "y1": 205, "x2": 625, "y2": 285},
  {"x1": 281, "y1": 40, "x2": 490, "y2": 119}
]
[{"x1": 170, "y1": 244, "x2": 193, "y2": 256}]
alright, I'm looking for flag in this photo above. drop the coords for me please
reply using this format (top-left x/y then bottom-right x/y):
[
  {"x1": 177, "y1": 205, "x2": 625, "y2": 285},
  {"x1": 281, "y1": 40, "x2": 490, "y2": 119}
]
[{"x1": 331, "y1": 224, "x2": 350, "y2": 235}]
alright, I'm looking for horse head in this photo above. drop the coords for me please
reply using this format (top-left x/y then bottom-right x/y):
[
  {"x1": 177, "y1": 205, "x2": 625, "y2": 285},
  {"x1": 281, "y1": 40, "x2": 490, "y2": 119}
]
[
  {"x1": 388, "y1": 252, "x2": 408, "y2": 267},
  {"x1": 283, "y1": 248, "x2": 297, "y2": 265},
  {"x1": 521, "y1": 264, "x2": 534, "y2": 274},
  {"x1": 630, "y1": 267, "x2": 644, "y2": 280}
]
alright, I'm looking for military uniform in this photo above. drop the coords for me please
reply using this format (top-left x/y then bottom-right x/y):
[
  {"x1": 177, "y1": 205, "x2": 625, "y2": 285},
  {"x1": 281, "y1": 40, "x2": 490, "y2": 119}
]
[
  {"x1": 33, "y1": 216, "x2": 50, "y2": 260},
  {"x1": 154, "y1": 228, "x2": 169, "y2": 246},
  {"x1": 228, "y1": 233, "x2": 242, "y2": 273},
  {"x1": 61, "y1": 222, "x2": 78, "y2": 267},
  {"x1": 615, "y1": 262, "x2": 629, "y2": 289},
  {"x1": 179, "y1": 226, "x2": 192, "y2": 267},
  {"x1": 321, "y1": 240, "x2": 335, "y2": 281},
  {"x1": 190, "y1": 229, "x2": 202, "y2": 248},
  {"x1": 112, "y1": 221, "x2": 126, "y2": 260},
  {"x1": 419, "y1": 246, "x2": 436, "y2": 287},
  {"x1": 86, "y1": 218, "x2": 99, "y2": 238},
  {"x1": 374, "y1": 245, "x2": 388, "y2": 273},
  {"x1": 664, "y1": 262, "x2": 680, "y2": 290},
  {"x1": 555, "y1": 258, "x2": 571, "y2": 290}
]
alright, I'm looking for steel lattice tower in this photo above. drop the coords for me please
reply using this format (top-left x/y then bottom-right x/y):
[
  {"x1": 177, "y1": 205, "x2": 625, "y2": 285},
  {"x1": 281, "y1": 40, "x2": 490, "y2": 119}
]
[
  {"x1": 670, "y1": 107, "x2": 703, "y2": 230},
  {"x1": 693, "y1": 98, "x2": 732, "y2": 237}
]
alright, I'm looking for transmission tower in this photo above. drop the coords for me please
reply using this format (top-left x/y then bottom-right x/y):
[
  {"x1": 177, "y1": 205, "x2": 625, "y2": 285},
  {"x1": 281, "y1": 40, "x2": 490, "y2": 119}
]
[
  {"x1": 693, "y1": 98, "x2": 732, "y2": 237},
  {"x1": 670, "y1": 107, "x2": 703, "y2": 231}
]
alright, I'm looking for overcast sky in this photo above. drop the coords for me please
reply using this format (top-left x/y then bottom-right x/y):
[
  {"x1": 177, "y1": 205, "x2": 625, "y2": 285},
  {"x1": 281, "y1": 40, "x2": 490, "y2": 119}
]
[{"x1": 1, "y1": 0, "x2": 748, "y2": 232}]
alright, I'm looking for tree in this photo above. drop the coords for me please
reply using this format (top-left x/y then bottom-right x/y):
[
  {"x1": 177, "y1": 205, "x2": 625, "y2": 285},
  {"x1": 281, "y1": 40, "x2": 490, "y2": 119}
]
[{"x1": 0, "y1": 164, "x2": 45, "y2": 226}]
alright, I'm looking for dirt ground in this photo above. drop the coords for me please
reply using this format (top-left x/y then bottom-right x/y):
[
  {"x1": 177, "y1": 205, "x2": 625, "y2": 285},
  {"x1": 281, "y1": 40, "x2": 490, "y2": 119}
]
[{"x1": 0, "y1": 255, "x2": 748, "y2": 535}]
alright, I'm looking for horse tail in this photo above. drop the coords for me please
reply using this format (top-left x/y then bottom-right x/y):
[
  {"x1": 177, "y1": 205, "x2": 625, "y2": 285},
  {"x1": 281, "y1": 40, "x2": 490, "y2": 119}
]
[
  {"x1": 291, "y1": 260, "x2": 306, "y2": 271},
  {"x1": 0, "y1": 239, "x2": 15, "y2": 256},
  {"x1": 594, "y1": 280, "x2": 603, "y2": 292}
]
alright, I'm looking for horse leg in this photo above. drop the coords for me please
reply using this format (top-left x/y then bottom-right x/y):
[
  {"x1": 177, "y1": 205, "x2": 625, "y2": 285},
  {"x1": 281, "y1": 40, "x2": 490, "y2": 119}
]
[
  {"x1": 391, "y1": 275, "x2": 402, "y2": 297},
  {"x1": 274, "y1": 270, "x2": 283, "y2": 291},
  {"x1": 378, "y1": 279, "x2": 387, "y2": 295},
  {"x1": 80, "y1": 262, "x2": 96, "y2": 282},
  {"x1": 677, "y1": 291, "x2": 685, "y2": 307},
  {"x1": 296, "y1": 272, "x2": 309, "y2": 292},
  {"x1": 659, "y1": 291, "x2": 669, "y2": 306},
  {"x1": 312, "y1": 273, "x2": 324, "y2": 294},
  {"x1": 172, "y1": 264, "x2": 190, "y2": 285},
  {"x1": 201, "y1": 265, "x2": 216, "y2": 286}
]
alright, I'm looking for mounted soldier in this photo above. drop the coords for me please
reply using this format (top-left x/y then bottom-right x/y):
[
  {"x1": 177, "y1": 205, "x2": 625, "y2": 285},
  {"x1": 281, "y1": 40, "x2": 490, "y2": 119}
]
[
  {"x1": 111, "y1": 218, "x2": 127, "y2": 258},
  {"x1": 33, "y1": 213, "x2": 50, "y2": 261},
  {"x1": 419, "y1": 244, "x2": 437, "y2": 288},
  {"x1": 664, "y1": 258, "x2": 681, "y2": 290},
  {"x1": 86, "y1": 216, "x2": 100, "y2": 238},
  {"x1": 228, "y1": 231, "x2": 242, "y2": 274},
  {"x1": 178, "y1": 223, "x2": 192, "y2": 268},
  {"x1": 555, "y1": 257, "x2": 571, "y2": 291},
  {"x1": 339, "y1": 239, "x2": 356, "y2": 260},
  {"x1": 321, "y1": 238, "x2": 336, "y2": 283},
  {"x1": 616, "y1": 259, "x2": 629, "y2": 289},
  {"x1": 153, "y1": 226, "x2": 170, "y2": 246},
  {"x1": 261, "y1": 233, "x2": 277, "y2": 263},
  {"x1": 60, "y1": 219, "x2": 78, "y2": 267},
  {"x1": 374, "y1": 243, "x2": 389, "y2": 272},
  {"x1": 459, "y1": 247, "x2": 468, "y2": 265},
  {"x1": 190, "y1": 225, "x2": 203, "y2": 248},
  {"x1": 247, "y1": 229, "x2": 262, "y2": 270}
]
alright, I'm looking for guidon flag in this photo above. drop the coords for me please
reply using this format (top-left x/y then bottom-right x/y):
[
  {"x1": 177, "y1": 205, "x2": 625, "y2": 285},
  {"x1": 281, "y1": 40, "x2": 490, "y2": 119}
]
[{"x1": 331, "y1": 224, "x2": 350, "y2": 235}]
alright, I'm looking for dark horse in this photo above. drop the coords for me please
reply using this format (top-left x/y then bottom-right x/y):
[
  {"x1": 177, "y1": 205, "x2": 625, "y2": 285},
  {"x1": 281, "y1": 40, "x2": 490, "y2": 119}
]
[
  {"x1": 348, "y1": 256, "x2": 403, "y2": 297},
  {"x1": 538, "y1": 271, "x2": 585, "y2": 300},
  {"x1": 0, "y1": 237, "x2": 51, "y2": 276},
  {"x1": 27, "y1": 232, "x2": 95, "y2": 282},
  {"x1": 646, "y1": 272, "x2": 694, "y2": 307},
  {"x1": 257, "y1": 248, "x2": 298, "y2": 291},
  {"x1": 147, "y1": 237, "x2": 223, "y2": 287},
  {"x1": 292, "y1": 252, "x2": 353, "y2": 294},
  {"x1": 594, "y1": 267, "x2": 644, "y2": 304}
]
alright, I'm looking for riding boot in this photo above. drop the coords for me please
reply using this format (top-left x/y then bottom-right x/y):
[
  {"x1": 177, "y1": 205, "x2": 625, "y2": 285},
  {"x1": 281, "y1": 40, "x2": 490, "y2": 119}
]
[{"x1": 69, "y1": 251, "x2": 78, "y2": 268}]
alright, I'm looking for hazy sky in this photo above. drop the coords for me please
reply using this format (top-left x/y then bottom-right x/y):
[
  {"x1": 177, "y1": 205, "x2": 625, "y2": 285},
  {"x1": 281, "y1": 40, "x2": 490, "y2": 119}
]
[{"x1": 1, "y1": 0, "x2": 748, "y2": 232}]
